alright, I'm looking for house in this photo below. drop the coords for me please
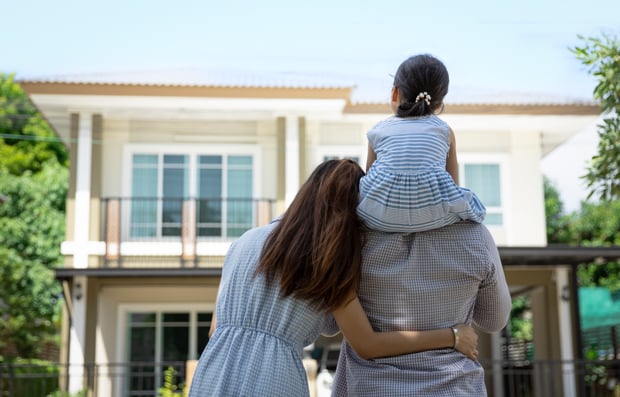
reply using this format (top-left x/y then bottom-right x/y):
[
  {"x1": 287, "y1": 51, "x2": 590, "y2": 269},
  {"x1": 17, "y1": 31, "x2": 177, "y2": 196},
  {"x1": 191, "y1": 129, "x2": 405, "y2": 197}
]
[{"x1": 20, "y1": 69, "x2": 608, "y2": 396}]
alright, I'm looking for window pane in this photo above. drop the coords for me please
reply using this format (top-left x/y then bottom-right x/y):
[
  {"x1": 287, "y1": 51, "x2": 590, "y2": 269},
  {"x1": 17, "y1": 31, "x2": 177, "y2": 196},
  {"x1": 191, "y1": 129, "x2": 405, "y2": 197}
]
[
  {"x1": 228, "y1": 156, "x2": 252, "y2": 166},
  {"x1": 163, "y1": 313, "x2": 190, "y2": 322},
  {"x1": 162, "y1": 155, "x2": 187, "y2": 237},
  {"x1": 131, "y1": 155, "x2": 158, "y2": 238},
  {"x1": 198, "y1": 156, "x2": 223, "y2": 237},
  {"x1": 197, "y1": 312, "x2": 213, "y2": 356},
  {"x1": 162, "y1": 313, "x2": 189, "y2": 362},
  {"x1": 227, "y1": 156, "x2": 253, "y2": 237},
  {"x1": 464, "y1": 164, "x2": 501, "y2": 207},
  {"x1": 485, "y1": 213, "x2": 503, "y2": 225},
  {"x1": 127, "y1": 312, "x2": 156, "y2": 396},
  {"x1": 199, "y1": 155, "x2": 222, "y2": 165}
]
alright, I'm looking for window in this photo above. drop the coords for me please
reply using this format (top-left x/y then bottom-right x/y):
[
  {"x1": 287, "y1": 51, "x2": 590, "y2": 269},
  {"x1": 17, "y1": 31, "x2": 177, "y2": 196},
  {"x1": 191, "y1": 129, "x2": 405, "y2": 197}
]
[
  {"x1": 460, "y1": 161, "x2": 505, "y2": 226},
  {"x1": 197, "y1": 155, "x2": 253, "y2": 238},
  {"x1": 125, "y1": 310, "x2": 213, "y2": 396},
  {"x1": 127, "y1": 146, "x2": 258, "y2": 239},
  {"x1": 316, "y1": 145, "x2": 366, "y2": 169}
]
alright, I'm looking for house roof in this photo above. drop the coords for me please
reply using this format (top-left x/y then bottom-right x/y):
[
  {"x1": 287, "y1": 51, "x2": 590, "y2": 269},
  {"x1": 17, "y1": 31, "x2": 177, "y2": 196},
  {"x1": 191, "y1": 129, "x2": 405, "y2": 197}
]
[{"x1": 17, "y1": 68, "x2": 600, "y2": 110}]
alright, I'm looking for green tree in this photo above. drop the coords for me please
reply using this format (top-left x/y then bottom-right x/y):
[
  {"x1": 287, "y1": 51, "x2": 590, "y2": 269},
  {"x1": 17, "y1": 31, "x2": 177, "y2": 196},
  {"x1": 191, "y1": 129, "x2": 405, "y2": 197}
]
[
  {"x1": 0, "y1": 73, "x2": 68, "y2": 359},
  {"x1": 554, "y1": 200, "x2": 620, "y2": 291},
  {"x1": 544, "y1": 178, "x2": 620, "y2": 292},
  {"x1": 543, "y1": 176, "x2": 568, "y2": 243},
  {"x1": 571, "y1": 34, "x2": 620, "y2": 201}
]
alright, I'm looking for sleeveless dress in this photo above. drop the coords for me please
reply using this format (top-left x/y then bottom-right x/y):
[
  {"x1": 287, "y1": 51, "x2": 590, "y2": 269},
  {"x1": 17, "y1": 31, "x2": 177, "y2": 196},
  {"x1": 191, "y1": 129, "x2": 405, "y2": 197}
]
[
  {"x1": 188, "y1": 221, "x2": 331, "y2": 397},
  {"x1": 358, "y1": 115, "x2": 486, "y2": 232}
]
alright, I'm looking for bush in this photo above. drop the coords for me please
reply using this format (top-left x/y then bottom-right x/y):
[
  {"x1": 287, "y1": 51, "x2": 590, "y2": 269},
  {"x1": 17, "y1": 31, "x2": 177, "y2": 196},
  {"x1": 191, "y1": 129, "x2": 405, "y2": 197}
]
[{"x1": 0, "y1": 358, "x2": 59, "y2": 396}]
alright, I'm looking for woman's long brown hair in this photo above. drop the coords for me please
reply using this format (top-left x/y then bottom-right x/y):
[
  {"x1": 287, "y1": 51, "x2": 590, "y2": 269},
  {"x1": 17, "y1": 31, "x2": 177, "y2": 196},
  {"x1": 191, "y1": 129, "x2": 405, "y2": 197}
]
[{"x1": 255, "y1": 159, "x2": 365, "y2": 312}]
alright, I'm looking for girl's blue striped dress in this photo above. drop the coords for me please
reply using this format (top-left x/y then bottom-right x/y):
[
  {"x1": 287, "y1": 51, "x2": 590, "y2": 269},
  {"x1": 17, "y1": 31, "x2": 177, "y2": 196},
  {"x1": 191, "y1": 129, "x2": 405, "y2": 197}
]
[{"x1": 358, "y1": 115, "x2": 486, "y2": 232}]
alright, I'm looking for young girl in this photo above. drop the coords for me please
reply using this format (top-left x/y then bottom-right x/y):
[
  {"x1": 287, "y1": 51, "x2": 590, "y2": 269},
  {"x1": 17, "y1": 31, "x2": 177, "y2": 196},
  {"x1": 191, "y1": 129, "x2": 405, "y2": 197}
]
[
  {"x1": 188, "y1": 160, "x2": 478, "y2": 397},
  {"x1": 358, "y1": 54, "x2": 486, "y2": 232}
]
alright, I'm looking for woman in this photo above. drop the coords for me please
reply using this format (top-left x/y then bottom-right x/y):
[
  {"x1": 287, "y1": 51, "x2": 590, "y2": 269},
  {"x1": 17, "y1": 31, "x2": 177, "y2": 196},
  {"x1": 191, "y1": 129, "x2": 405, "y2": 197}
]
[{"x1": 188, "y1": 160, "x2": 478, "y2": 397}]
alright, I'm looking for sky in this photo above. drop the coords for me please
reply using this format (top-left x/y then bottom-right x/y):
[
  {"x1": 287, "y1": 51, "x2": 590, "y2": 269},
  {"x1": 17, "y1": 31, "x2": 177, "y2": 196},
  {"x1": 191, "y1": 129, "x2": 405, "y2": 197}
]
[{"x1": 3, "y1": 0, "x2": 619, "y2": 211}]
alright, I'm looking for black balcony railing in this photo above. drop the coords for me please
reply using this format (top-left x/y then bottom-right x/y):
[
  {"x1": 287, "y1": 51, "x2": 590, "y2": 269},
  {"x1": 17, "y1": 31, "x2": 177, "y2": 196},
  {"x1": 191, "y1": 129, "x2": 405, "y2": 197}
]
[
  {"x1": 2, "y1": 359, "x2": 620, "y2": 397},
  {"x1": 100, "y1": 197, "x2": 275, "y2": 264}
]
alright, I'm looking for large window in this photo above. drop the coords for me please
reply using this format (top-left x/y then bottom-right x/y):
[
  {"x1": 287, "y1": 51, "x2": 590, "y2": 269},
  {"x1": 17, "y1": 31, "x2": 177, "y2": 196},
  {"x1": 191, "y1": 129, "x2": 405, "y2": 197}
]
[
  {"x1": 127, "y1": 146, "x2": 257, "y2": 239},
  {"x1": 125, "y1": 310, "x2": 213, "y2": 396},
  {"x1": 460, "y1": 159, "x2": 506, "y2": 226}
]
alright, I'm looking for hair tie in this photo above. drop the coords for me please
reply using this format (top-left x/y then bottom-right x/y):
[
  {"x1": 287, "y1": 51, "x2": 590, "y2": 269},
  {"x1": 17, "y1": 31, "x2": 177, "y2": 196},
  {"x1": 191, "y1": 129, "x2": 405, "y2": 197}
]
[{"x1": 415, "y1": 92, "x2": 431, "y2": 106}]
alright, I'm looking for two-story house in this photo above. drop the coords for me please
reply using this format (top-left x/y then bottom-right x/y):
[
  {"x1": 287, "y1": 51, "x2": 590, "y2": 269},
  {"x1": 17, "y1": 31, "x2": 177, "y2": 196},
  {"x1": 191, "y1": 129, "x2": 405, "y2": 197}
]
[{"x1": 20, "y1": 69, "x2": 613, "y2": 397}]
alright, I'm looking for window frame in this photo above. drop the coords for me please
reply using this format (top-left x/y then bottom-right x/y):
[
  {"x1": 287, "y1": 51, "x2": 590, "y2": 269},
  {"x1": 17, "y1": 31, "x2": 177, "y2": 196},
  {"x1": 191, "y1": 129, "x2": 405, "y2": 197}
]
[
  {"x1": 457, "y1": 153, "x2": 510, "y2": 229},
  {"x1": 123, "y1": 144, "x2": 262, "y2": 240},
  {"x1": 116, "y1": 303, "x2": 215, "y2": 397}
]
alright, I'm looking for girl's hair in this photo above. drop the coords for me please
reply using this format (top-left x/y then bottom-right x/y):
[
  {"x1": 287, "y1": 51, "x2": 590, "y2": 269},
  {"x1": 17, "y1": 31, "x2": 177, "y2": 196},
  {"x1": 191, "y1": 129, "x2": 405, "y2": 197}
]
[
  {"x1": 255, "y1": 159, "x2": 365, "y2": 312},
  {"x1": 393, "y1": 53, "x2": 449, "y2": 118}
]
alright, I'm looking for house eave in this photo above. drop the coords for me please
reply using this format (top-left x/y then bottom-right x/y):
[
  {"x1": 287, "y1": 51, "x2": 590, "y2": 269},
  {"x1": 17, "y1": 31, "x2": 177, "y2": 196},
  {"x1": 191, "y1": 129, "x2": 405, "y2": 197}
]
[{"x1": 53, "y1": 245, "x2": 620, "y2": 281}]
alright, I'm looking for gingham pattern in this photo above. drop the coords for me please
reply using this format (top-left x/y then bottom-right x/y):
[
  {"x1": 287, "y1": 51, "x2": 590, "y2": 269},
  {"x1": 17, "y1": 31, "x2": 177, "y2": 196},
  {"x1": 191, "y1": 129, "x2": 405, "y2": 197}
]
[
  {"x1": 188, "y1": 222, "x2": 330, "y2": 397},
  {"x1": 331, "y1": 222, "x2": 512, "y2": 397},
  {"x1": 358, "y1": 115, "x2": 486, "y2": 232}
]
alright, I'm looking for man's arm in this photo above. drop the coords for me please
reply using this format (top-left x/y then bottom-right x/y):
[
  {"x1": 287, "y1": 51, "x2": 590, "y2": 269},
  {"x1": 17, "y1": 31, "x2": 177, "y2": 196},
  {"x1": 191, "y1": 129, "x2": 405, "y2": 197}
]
[{"x1": 472, "y1": 227, "x2": 512, "y2": 332}]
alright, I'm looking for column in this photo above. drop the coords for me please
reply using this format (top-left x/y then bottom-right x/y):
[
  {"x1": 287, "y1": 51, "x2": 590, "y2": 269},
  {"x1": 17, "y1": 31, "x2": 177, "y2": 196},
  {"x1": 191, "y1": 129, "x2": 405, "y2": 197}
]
[
  {"x1": 69, "y1": 112, "x2": 93, "y2": 393},
  {"x1": 557, "y1": 268, "x2": 577, "y2": 397},
  {"x1": 285, "y1": 116, "x2": 300, "y2": 207}
]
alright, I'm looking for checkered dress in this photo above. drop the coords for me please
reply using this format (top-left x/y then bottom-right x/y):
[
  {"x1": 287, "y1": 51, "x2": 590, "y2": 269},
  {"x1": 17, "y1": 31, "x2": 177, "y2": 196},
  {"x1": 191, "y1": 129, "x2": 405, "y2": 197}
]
[
  {"x1": 188, "y1": 222, "x2": 331, "y2": 397},
  {"x1": 330, "y1": 222, "x2": 512, "y2": 397},
  {"x1": 358, "y1": 115, "x2": 486, "y2": 232}
]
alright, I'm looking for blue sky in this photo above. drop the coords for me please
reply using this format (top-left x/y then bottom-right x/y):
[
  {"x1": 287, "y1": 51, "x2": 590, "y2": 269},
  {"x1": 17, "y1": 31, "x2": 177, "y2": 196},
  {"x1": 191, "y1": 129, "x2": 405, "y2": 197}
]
[
  {"x1": 4, "y1": 0, "x2": 619, "y2": 210},
  {"x1": 4, "y1": 0, "x2": 619, "y2": 99}
]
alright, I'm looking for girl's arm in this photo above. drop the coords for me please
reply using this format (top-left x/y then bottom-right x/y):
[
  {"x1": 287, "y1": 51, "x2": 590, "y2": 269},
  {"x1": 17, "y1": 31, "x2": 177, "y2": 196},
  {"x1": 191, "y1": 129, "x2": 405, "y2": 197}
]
[
  {"x1": 208, "y1": 310, "x2": 217, "y2": 338},
  {"x1": 365, "y1": 143, "x2": 377, "y2": 172},
  {"x1": 446, "y1": 128, "x2": 459, "y2": 185},
  {"x1": 332, "y1": 294, "x2": 478, "y2": 360}
]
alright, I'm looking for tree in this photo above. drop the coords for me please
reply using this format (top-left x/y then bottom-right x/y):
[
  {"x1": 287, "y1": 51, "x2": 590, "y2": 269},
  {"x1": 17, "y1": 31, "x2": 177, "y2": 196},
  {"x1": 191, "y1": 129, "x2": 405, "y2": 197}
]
[
  {"x1": 544, "y1": 178, "x2": 620, "y2": 291},
  {"x1": 553, "y1": 200, "x2": 620, "y2": 291},
  {"x1": 543, "y1": 176, "x2": 568, "y2": 243},
  {"x1": 571, "y1": 34, "x2": 620, "y2": 201},
  {"x1": 0, "y1": 73, "x2": 68, "y2": 359}
]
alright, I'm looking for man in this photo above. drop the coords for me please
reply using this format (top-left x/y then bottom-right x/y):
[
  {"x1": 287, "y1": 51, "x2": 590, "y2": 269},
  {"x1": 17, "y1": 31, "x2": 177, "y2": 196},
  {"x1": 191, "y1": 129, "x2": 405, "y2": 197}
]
[{"x1": 330, "y1": 222, "x2": 511, "y2": 396}]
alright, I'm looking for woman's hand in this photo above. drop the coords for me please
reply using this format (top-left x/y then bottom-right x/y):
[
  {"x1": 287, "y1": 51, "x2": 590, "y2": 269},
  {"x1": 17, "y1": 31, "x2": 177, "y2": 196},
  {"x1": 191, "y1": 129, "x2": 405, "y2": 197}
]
[{"x1": 453, "y1": 324, "x2": 479, "y2": 361}]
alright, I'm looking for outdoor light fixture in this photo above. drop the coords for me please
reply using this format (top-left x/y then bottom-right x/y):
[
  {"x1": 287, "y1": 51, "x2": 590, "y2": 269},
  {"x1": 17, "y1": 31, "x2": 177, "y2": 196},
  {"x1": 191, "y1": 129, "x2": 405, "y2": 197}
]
[
  {"x1": 561, "y1": 285, "x2": 570, "y2": 302},
  {"x1": 74, "y1": 282, "x2": 83, "y2": 301}
]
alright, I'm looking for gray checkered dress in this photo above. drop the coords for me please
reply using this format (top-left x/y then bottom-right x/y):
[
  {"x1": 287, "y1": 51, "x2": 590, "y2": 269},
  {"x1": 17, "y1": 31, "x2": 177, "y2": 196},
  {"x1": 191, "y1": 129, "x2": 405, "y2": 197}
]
[
  {"x1": 330, "y1": 222, "x2": 512, "y2": 397},
  {"x1": 188, "y1": 222, "x2": 331, "y2": 397}
]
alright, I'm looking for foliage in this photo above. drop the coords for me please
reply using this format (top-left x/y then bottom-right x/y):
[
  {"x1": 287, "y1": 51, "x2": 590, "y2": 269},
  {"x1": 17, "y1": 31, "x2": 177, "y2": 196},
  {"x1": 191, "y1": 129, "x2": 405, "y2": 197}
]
[
  {"x1": 571, "y1": 34, "x2": 620, "y2": 201},
  {"x1": 543, "y1": 176, "x2": 568, "y2": 243},
  {"x1": 0, "y1": 74, "x2": 68, "y2": 174},
  {"x1": 560, "y1": 200, "x2": 620, "y2": 291},
  {"x1": 157, "y1": 366, "x2": 185, "y2": 397},
  {"x1": 0, "y1": 358, "x2": 60, "y2": 396},
  {"x1": 508, "y1": 296, "x2": 533, "y2": 340},
  {"x1": 544, "y1": 177, "x2": 620, "y2": 292},
  {"x1": 0, "y1": 73, "x2": 68, "y2": 359}
]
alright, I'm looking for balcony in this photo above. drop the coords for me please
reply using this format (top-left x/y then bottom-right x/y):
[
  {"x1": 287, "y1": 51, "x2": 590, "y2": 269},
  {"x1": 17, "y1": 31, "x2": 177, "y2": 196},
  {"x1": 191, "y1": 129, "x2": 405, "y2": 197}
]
[{"x1": 97, "y1": 197, "x2": 276, "y2": 267}]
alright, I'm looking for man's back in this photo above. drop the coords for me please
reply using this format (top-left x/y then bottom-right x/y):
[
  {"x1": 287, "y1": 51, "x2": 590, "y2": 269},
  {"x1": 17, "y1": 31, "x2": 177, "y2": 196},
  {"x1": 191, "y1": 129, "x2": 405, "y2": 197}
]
[{"x1": 332, "y1": 221, "x2": 511, "y2": 397}]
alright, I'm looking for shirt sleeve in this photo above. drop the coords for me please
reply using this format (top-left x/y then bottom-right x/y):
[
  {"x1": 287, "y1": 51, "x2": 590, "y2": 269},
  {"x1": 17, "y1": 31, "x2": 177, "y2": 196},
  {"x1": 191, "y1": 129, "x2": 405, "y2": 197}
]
[
  {"x1": 321, "y1": 314, "x2": 340, "y2": 337},
  {"x1": 472, "y1": 226, "x2": 512, "y2": 332}
]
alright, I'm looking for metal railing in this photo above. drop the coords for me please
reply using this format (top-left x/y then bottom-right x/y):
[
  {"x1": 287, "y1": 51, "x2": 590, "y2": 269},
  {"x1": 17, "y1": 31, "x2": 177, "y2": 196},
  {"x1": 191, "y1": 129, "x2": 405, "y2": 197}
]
[
  {"x1": 2, "y1": 359, "x2": 619, "y2": 397},
  {"x1": 100, "y1": 197, "x2": 275, "y2": 265}
]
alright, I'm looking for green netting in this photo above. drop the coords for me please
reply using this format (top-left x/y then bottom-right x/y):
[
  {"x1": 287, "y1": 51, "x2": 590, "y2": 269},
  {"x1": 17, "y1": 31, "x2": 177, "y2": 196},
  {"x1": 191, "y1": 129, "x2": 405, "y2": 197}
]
[{"x1": 579, "y1": 287, "x2": 620, "y2": 330}]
